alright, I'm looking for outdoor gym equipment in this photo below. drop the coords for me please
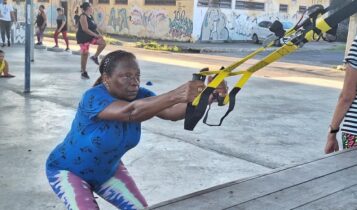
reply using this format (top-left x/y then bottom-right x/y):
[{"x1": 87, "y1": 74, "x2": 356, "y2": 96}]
[{"x1": 184, "y1": 0, "x2": 357, "y2": 131}]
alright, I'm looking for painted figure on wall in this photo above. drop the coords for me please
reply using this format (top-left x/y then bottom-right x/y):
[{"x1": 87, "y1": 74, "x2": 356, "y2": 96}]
[
  {"x1": 108, "y1": 8, "x2": 128, "y2": 33},
  {"x1": 200, "y1": 8, "x2": 229, "y2": 41}
]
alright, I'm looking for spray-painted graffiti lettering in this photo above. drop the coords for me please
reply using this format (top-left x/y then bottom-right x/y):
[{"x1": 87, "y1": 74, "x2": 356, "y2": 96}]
[
  {"x1": 169, "y1": 10, "x2": 193, "y2": 38},
  {"x1": 11, "y1": 22, "x2": 25, "y2": 44},
  {"x1": 130, "y1": 7, "x2": 168, "y2": 35}
]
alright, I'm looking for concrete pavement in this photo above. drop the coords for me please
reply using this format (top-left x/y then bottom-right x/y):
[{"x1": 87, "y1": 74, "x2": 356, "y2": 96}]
[{"x1": 0, "y1": 43, "x2": 345, "y2": 209}]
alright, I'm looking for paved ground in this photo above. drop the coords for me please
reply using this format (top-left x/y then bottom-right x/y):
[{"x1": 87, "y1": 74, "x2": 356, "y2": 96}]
[{"x1": 0, "y1": 40, "x2": 346, "y2": 209}]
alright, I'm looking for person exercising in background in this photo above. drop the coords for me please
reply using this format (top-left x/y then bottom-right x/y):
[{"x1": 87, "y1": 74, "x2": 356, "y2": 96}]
[
  {"x1": 35, "y1": 5, "x2": 47, "y2": 46},
  {"x1": 53, "y1": 7, "x2": 70, "y2": 51},
  {"x1": 76, "y1": 2, "x2": 106, "y2": 79},
  {"x1": 0, "y1": 50, "x2": 14, "y2": 78}
]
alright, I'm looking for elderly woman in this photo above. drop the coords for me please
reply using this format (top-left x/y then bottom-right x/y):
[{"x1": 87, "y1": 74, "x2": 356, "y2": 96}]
[
  {"x1": 46, "y1": 50, "x2": 226, "y2": 209},
  {"x1": 325, "y1": 35, "x2": 357, "y2": 154}
]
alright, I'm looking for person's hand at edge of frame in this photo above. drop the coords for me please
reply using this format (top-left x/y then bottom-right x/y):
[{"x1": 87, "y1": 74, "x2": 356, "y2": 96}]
[{"x1": 325, "y1": 132, "x2": 339, "y2": 154}]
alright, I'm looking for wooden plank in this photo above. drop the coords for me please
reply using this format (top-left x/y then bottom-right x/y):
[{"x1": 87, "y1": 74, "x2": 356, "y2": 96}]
[
  {"x1": 227, "y1": 165, "x2": 357, "y2": 210},
  {"x1": 294, "y1": 183, "x2": 357, "y2": 210},
  {"x1": 149, "y1": 149, "x2": 357, "y2": 210}
]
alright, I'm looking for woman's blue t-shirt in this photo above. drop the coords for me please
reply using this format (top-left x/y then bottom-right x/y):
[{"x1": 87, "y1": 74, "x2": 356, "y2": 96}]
[{"x1": 46, "y1": 84, "x2": 155, "y2": 187}]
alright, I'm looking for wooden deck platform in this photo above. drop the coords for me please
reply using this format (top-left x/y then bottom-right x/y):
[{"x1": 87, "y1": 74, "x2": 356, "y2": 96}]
[{"x1": 149, "y1": 148, "x2": 357, "y2": 210}]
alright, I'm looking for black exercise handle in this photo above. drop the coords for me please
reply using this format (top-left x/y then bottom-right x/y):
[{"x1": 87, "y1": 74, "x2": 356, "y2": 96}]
[
  {"x1": 184, "y1": 69, "x2": 208, "y2": 131},
  {"x1": 184, "y1": 87, "x2": 215, "y2": 130},
  {"x1": 325, "y1": 0, "x2": 357, "y2": 28},
  {"x1": 217, "y1": 94, "x2": 225, "y2": 106}
]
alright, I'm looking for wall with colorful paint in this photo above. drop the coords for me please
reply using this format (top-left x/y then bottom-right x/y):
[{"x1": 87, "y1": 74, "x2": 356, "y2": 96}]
[
  {"x1": 10, "y1": 0, "x2": 61, "y2": 44},
  {"x1": 192, "y1": 0, "x2": 329, "y2": 42},
  {"x1": 68, "y1": 0, "x2": 194, "y2": 41},
  {"x1": 11, "y1": 0, "x2": 61, "y2": 28}
]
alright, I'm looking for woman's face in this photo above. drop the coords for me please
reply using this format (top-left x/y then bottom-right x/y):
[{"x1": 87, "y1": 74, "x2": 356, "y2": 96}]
[
  {"x1": 105, "y1": 60, "x2": 141, "y2": 101},
  {"x1": 86, "y1": 6, "x2": 93, "y2": 15}
]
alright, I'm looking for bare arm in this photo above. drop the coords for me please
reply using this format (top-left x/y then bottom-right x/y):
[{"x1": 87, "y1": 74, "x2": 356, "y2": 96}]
[
  {"x1": 98, "y1": 81, "x2": 205, "y2": 122},
  {"x1": 156, "y1": 103, "x2": 187, "y2": 121},
  {"x1": 329, "y1": 64, "x2": 357, "y2": 129},
  {"x1": 79, "y1": 15, "x2": 99, "y2": 37},
  {"x1": 325, "y1": 63, "x2": 357, "y2": 154}
]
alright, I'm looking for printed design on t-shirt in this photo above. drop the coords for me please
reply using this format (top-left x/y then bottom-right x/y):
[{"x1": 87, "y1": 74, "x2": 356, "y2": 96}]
[
  {"x1": 77, "y1": 122, "x2": 86, "y2": 135},
  {"x1": 99, "y1": 123, "x2": 110, "y2": 132},
  {"x1": 59, "y1": 146, "x2": 67, "y2": 160},
  {"x1": 114, "y1": 123, "x2": 121, "y2": 130},
  {"x1": 88, "y1": 95, "x2": 95, "y2": 109},
  {"x1": 93, "y1": 156, "x2": 101, "y2": 165},
  {"x1": 69, "y1": 136, "x2": 77, "y2": 146},
  {"x1": 91, "y1": 136, "x2": 102, "y2": 148},
  {"x1": 80, "y1": 146, "x2": 93, "y2": 153},
  {"x1": 103, "y1": 148, "x2": 119, "y2": 155},
  {"x1": 79, "y1": 168, "x2": 94, "y2": 176},
  {"x1": 73, "y1": 156, "x2": 83, "y2": 165}
]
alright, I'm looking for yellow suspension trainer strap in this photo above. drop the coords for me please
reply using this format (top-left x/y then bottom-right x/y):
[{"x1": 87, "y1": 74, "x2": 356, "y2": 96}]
[{"x1": 184, "y1": 1, "x2": 357, "y2": 131}]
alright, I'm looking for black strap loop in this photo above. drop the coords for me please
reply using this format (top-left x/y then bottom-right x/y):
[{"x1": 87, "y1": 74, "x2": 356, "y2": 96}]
[{"x1": 203, "y1": 87, "x2": 241, "y2": 127}]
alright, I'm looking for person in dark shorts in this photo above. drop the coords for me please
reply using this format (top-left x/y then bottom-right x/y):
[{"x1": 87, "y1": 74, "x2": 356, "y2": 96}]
[
  {"x1": 76, "y1": 2, "x2": 106, "y2": 79},
  {"x1": 35, "y1": 5, "x2": 47, "y2": 45},
  {"x1": 53, "y1": 7, "x2": 69, "y2": 51}
]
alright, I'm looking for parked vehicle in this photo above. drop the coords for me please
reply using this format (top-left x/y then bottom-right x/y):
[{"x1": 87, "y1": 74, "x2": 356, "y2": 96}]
[{"x1": 252, "y1": 21, "x2": 294, "y2": 46}]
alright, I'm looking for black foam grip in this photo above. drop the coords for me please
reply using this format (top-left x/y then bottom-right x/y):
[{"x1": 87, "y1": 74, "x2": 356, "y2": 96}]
[
  {"x1": 217, "y1": 95, "x2": 225, "y2": 106},
  {"x1": 184, "y1": 87, "x2": 215, "y2": 130},
  {"x1": 325, "y1": 0, "x2": 357, "y2": 28}
]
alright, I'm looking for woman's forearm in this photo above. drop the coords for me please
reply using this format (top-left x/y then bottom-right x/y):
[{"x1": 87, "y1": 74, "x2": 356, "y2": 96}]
[
  {"x1": 99, "y1": 90, "x2": 182, "y2": 122},
  {"x1": 128, "y1": 91, "x2": 181, "y2": 122},
  {"x1": 330, "y1": 95, "x2": 354, "y2": 129},
  {"x1": 157, "y1": 103, "x2": 187, "y2": 121},
  {"x1": 330, "y1": 64, "x2": 357, "y2": 129}
]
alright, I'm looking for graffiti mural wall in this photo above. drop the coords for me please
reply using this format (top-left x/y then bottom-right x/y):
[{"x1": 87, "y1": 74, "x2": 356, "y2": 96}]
[
  {"x1": 67, "y1": 0, "x2": 194, "y2": 41},
  {"x1": 192, "y1": 0, "x2": 329, "y2": 42},
  {"x1": 10, "y1": 0, "x2": 60, "y2": 44},
  {"x1": 12, "y1": 0, "x2": 61, "y2": 28}
]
